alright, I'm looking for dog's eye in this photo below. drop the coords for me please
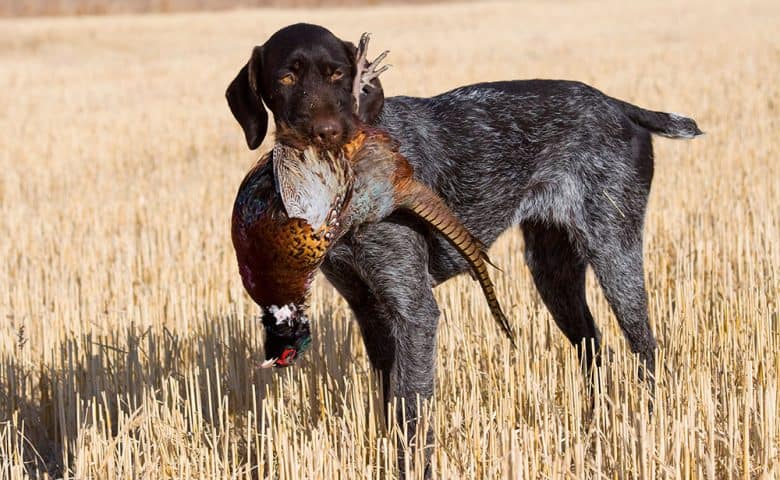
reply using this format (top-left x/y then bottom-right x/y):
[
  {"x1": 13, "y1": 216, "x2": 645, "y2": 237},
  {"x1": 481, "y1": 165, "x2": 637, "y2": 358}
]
[
  {"x1": 279, "y1": 73, "x2": 296, "y2": 86},
  {"x1": 329, "y1": 69, "x2": 344, "y2": 82}
]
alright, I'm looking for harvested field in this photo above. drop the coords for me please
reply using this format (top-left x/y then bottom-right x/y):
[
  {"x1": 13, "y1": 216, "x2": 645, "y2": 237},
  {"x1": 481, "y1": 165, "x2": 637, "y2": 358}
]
[{"x1": 0, "y1": 0, "x2": 778, "y2": 478}]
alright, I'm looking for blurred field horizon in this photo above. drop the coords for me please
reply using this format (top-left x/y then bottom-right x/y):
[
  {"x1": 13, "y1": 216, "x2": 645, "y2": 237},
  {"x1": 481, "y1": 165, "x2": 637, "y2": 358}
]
[
  {"x1": 0, "y1": 0, "x2": 449, "y2": 18},
  {"x1": 1, "y1": 0, "x2": 778, "y2": 478}
]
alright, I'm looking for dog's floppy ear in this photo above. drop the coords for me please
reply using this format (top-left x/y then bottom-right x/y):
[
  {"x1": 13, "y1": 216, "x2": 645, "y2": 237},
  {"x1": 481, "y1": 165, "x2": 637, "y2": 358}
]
[
  {"x1": 344, "y1": 40, "x2": 385, "y2": 125},
  {"x1": 226, "y1": 46, "x2": 267, "y2": 150}
]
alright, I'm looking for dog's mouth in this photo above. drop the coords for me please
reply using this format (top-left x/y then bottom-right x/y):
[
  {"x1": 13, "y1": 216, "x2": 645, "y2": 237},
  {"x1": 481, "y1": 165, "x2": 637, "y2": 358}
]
[{"x1": 275, "y1": 121, "x2": 354, "y2": 153}]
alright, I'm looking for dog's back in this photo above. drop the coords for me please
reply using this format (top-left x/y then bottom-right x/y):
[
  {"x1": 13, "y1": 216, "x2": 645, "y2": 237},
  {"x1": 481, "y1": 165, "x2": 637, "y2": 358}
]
[{"x1": 373, "y1": 80, "x2": 700, "y2": 282}]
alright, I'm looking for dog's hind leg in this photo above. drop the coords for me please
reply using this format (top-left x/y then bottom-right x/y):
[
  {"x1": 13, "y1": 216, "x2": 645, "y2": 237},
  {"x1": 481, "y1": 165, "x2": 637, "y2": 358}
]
[
  {"x1": 522, "y1": 221, "x2": 602, "y2": 381},
  {"x1": 586, "y1": 224, "x2": 657, "y2": 389}
]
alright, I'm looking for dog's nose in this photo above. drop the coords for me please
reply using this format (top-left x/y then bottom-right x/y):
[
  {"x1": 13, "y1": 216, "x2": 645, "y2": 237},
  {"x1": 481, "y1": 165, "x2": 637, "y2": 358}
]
[{"x1": 312, "y1": 119, "x2": 343, "y2": 144}]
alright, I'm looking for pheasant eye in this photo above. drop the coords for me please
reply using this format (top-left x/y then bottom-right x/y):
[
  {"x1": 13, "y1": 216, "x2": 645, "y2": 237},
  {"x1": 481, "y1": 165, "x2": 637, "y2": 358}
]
[
  {"x1": 279, "y1": 73, "x2": 296, "y2": 86},
  {"x1": 330, "y1": 69, "x2": 344, "y2": 82}
]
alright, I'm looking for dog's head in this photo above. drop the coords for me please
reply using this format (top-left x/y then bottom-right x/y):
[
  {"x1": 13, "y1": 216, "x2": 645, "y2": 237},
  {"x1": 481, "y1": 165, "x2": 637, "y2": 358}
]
[{"x1": 226, "y1": 23, "x2": 385, "y2": 151}]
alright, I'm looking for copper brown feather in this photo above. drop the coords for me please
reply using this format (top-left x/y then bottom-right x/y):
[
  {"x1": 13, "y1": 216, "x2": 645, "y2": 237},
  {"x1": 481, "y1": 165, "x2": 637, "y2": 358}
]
[{"x1": 231, "y1": 144, "x2": 352, "y2": 310}]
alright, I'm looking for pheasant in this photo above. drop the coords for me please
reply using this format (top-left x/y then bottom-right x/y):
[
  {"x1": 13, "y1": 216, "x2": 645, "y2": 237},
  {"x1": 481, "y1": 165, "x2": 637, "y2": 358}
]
[{"x1": 231, "y1": 34, "x2": 515, "y2": 368}]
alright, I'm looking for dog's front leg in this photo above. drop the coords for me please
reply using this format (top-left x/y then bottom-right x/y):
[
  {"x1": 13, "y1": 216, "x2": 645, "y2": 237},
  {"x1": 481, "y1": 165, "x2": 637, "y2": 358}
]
[
  {"x1": 386, "y1": 296, "x2": 439, "y2": 479},
  {"x1": 348, "y1": 220, "x2": 439, "y2": 478}
]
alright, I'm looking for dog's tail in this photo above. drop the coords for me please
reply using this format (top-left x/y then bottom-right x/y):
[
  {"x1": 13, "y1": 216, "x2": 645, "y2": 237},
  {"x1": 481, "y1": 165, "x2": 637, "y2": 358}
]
[{"x1": 614, "y1": 99, "x2": 703, "y2": 139}]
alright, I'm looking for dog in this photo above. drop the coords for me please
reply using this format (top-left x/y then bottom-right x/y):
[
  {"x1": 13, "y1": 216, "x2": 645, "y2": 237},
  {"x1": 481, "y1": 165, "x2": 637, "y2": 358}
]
[{"x1": 226, "y1": 22, "x2": 701, "y2": 470}]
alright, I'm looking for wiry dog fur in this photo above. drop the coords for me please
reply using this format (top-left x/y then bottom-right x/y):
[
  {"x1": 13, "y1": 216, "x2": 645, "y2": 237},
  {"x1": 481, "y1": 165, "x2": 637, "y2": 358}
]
[{"x1": 226, "y1": 23, "x2": 702, "y2": 472}]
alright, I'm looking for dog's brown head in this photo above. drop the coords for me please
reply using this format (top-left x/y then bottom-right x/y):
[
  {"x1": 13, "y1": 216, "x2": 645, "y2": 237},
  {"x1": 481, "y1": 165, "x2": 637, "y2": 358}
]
[{"x1": 226, "y1": 23, "x2": 385, "y2": 151}]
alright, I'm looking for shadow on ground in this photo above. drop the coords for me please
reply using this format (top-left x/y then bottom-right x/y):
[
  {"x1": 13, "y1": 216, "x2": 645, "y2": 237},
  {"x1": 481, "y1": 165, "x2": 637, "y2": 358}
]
[{"x1": 0, "y1": 303, "x2": 370, "y2": 477}]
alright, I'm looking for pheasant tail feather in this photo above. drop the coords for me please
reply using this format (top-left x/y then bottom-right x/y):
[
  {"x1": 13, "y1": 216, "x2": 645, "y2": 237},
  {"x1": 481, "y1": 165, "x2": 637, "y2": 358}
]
[{"x1": 397, "y1": 181, "x2": 517, "y2": 347}]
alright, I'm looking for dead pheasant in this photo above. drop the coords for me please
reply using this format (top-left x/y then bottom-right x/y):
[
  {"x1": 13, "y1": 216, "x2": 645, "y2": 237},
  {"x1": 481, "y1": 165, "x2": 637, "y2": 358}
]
[
  {"x1": 232, "y1": 34, "x2": 515, "y2": 368},
  {"x1": 232, "y1": 146, "x2": 351, "y2": 367}
]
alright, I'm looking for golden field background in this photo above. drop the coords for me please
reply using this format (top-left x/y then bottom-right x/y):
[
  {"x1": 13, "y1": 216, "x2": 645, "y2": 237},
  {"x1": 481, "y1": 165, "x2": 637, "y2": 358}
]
[
  {"x1": 0, "y1": 0, "x2": 442, "y2": 18},
  {"x1": 0, "y1": 0, "x2": 778, "y2": 478}
]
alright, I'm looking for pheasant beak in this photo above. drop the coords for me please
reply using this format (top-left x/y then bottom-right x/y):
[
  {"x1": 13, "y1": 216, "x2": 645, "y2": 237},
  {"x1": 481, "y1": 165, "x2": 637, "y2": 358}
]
[{"x1": 259, "y1": 358, "x2": 277, "y2": 369}]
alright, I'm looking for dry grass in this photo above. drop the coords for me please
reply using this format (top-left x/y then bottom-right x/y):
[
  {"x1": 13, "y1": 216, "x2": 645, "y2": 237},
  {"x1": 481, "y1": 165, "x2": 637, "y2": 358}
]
[{"x1": 0, "y1": 0, "x2": 778, "y2": 478}]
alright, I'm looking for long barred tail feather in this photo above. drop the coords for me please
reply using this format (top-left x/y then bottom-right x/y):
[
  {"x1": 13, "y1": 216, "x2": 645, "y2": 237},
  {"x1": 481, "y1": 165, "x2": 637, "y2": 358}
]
[{"x1": 397, "y1": 181, "x2": 517, "y2": 347}]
